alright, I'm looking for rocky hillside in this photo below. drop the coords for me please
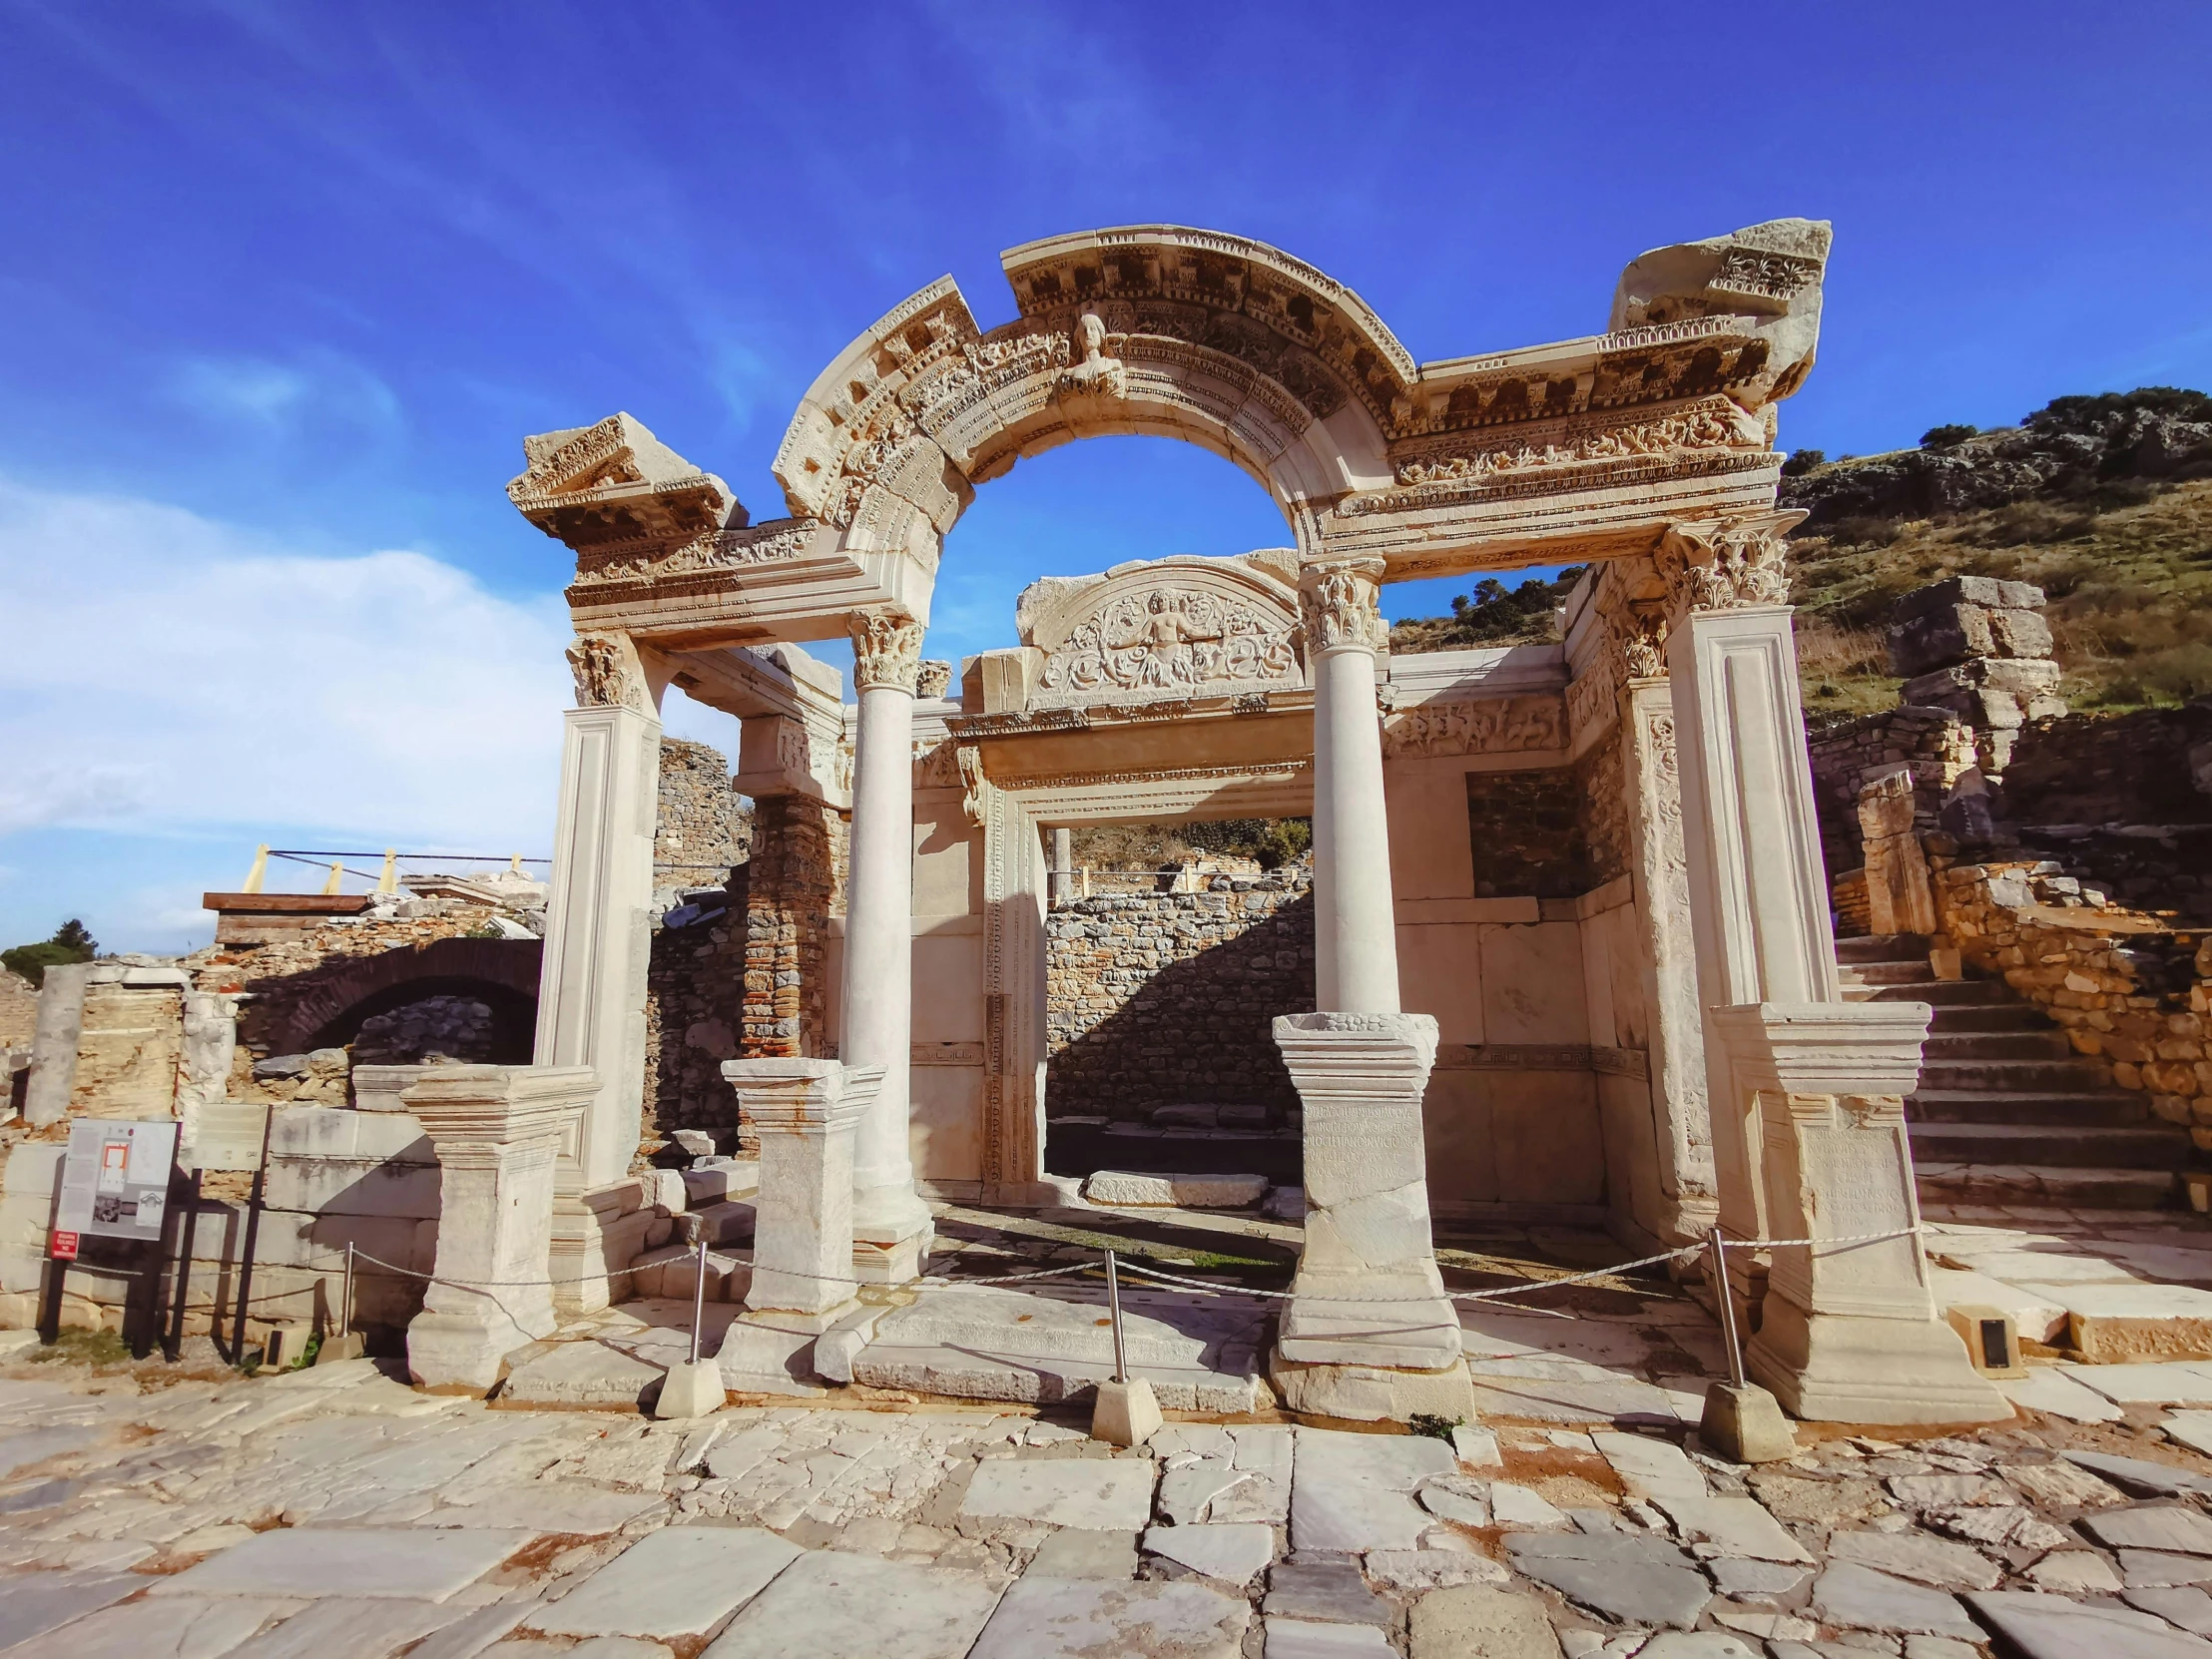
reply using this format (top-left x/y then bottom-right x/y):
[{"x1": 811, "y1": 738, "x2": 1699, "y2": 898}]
[{"x1": 1782, "y1": 387, "x2": 2212, "y2": 720}]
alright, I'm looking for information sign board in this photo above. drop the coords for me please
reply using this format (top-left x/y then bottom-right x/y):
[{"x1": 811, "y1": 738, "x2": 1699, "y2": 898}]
[{"x1": 54, "y1": 1120, "x2": 180, "y2": 1243}]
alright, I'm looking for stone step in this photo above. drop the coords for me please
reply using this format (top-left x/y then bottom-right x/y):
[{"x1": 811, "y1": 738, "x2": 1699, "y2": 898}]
[
  {"x1": 1915, "y1": 1161, "x2": 2181, "y2": 1210},
  {"x1": 1867, "y1": 980, "x2": 2016, "y2": 1006},
  {"x1": 1908, "y1": 1088, "x2": 2151, "y2": 1127},
  {"x1": 1923, "y1": 1030, "x2": 2074, "y2": 1060},
  {"x1": 1838, "y1": 959, "x2": 1940, "y2": 986},
  {"x1": 1907, "y1": 1121, "x2": 2190, "y2": 1170},
  {"x1": 1835, "y1": 932, "x2": 1932, "y2": 965},
  {"x1": 1919, "y1": 1057, "x2": 2123, "y2": 1093},
  {"x1": 1047, "y1": 1120, "x2": 1303, "y2": 1182},
  {"x1": 1082, "y1": 1171, "x2": 1270, "y2": 1209},
  {"x1": 1928, "y1": 1003, "x2": 2053, "y2": 1033}
]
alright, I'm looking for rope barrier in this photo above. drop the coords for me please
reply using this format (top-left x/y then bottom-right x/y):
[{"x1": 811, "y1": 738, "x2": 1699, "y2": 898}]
[{"x1": 324, "y1": 1226, "x2": 1923, "y2": 1303}]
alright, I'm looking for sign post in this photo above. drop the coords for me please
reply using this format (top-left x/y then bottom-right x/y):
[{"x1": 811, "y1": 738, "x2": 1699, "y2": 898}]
[{"x1": 48, "y1": 1120, "x2": 182, "y2": 1353}]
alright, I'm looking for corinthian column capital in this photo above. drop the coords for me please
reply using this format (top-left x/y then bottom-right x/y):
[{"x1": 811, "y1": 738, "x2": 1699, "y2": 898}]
[
  {"x1": 1299, "y1": 558, "x2": 1388, "y2": 657},
  {"x1": 1655, "y1": 509, "x2": 1805, "y2": 618},
  {"x1": 848, "y1": 608, "x2": 925, "y2": 694}
]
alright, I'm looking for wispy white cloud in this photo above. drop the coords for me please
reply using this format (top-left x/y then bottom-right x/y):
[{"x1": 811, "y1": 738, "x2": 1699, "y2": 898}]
[
  {"x1": 0, "y1": 478, "x2": 573, "y2": 849},
  {"x1": 162, "y1": 348, "x2": 402, "y2": 440}
]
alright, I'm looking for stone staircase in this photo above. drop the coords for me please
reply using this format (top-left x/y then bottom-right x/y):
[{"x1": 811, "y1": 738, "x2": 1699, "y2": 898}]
[{"x1": 1838, "y1": 934, "x2": 2189, "y2": 1212}]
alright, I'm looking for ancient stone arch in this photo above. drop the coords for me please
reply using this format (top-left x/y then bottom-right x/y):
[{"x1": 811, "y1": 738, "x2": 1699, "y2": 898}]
[
  {"x1": 505, "y1": 217, "x2": 2015, "y2": 1427},
  {"x1": 248, "y1": 936, "x2": 542, "y2": 1058}
]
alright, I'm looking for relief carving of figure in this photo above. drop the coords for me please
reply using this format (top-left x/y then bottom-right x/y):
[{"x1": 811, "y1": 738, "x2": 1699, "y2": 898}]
[
  {"x1": 1035, "y1": 581, "x2": 1298, "y2": 704},
  {"x1": 1109, "y1": 593, "x2": 1225, "y2": 689},
  {"x1": 565, "y1": 633, "x2": 651, "y2": 714}
]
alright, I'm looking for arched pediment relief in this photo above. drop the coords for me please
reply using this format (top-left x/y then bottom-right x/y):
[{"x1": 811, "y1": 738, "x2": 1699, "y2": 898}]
[{"x1": 1015, "y1": 552, "x2": 1306, "y2": 711}]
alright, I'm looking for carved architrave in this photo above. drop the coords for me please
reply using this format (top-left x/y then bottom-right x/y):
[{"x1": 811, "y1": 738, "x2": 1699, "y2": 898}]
[
  {"x1": 1020, "y1": 553, "x2": 1305, "y2": 711},
  {"x1": 1566, "y1": 667, "x2": 1618, "y2": 753},
  {"x1": 565, "y1": 632, "x2": 652, "y2": 715},
  {"x1": 1299, "y1": 558, "x2": 1387, "y2": 657},
  {"x1": 849, "y1": 609, "x2": 925, "y2": 694},
  {"x1": 1381, "y1": 694, "x2": 1566, "y2": 760},
  {"x1": 1656, "y1": 510, "x2": 1805, "y2": 616}
]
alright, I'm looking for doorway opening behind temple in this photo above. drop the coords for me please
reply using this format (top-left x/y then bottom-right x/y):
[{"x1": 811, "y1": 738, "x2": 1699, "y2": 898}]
[{"x1": 1041, "y1": 817, "x2": 1316, "y2": 1187}]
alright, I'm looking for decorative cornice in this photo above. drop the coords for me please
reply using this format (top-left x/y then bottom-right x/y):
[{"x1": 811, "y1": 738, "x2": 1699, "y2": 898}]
[
  {"x1": 849, "y1": 608, "x2": 925, "y2": 694},
  {"x1": 1299, "y1": 558, "x2": 1387, "y2": 657}
]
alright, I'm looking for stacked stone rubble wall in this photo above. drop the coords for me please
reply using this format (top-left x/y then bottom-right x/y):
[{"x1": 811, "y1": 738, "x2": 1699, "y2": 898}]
[
  {"x1": 1046, "y1": 871, "x2": 1315, "y2": 1122},
  {"x1": 1935, "y1": 856, "x2": 2212, "y2": 1147}
]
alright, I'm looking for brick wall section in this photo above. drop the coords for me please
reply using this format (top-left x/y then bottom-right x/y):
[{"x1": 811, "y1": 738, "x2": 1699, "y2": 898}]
[
  {"x1": 742, "y1": 796, "x2": 843, "y2": 1059},
  {"x1": 1466, "y1": 769, "x2": 1592, "y2": 898},
  {"x1": 1045, "y1": 870, "x2": 1315, "y2": 1123},
  {"x1": 655, "y1": 738, "x2": 752, "y2": 885},
  {"x1": 1575, "y1": 737, "x2": 1631, "y2": 888},
  {"x1": 1935, "y1": 856, "x2": 2212, "y2": 1146}
]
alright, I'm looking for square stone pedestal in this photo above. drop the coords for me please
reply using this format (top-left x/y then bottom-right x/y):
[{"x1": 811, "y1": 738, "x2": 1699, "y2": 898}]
[
  {"x1": 722, "y1": 1059, "x2": 882, "y2": 1320},
  {"x1": 401, "y1": 1065, "x2": 594, "y2": 1393},
  {"x1": 1269, "y1": 1012, "x2": 1474, "y2": 1423},
  {"x1": 1716, "y1": 1002, "x2": 2010, "y2": 1425}
]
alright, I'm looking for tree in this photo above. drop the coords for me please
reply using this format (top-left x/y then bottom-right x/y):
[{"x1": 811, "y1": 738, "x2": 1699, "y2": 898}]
[
  {"x1": 1921, "y1": 423, "x2": 1978, "y2": 448},
  {"x1": 2, "y1": 919, "x2": 99, "y2": 989},
  {"x1": 1781, "y1": 448, "x2": 1827, "y2": 476}
]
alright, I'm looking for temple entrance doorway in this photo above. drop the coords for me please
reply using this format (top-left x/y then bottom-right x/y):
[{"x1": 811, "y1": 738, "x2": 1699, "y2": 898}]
[{"x1": 1040, "y1": 816, "x2": 1315, "y2": 1190}]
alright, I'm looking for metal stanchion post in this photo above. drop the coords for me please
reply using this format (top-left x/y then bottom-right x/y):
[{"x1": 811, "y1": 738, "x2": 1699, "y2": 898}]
[
  {"x1": 690, "y1": 1238, "x2": 707, "y2": 1369},
  {"x1": 1709, "y1": 1226, "x2": 1747, "y2": 1387},
  {"x1": 1104, "y1": 1249, "x2": 1128, "y2": 1385},
  {"x1": 340, "y1": 1243, "x2": 355, "y2": 1340}
]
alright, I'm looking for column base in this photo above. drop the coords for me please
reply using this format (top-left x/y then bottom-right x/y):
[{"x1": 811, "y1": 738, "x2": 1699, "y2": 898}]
[
  {"x1": 1748, "y1": 1298, "x2": 2012, "y2": 1426},
  {"x1": 407, "y1": 1307, "x2": 546, "y2": 1395},
  {"x1": 1270, "y1": 1350, "x2": 1476, "y2": 1424},
  {"x1": 852, "y1": 1186, "x2": 933, "y2": 1286},
  {"x1": 1277, "y1": 1282, "x2": 1464, "y2": 1373}
]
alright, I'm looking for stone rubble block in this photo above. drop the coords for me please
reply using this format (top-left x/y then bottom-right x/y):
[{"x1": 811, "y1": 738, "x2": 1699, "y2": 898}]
[{"x1": 1081, "y1": 1171, "x2": 1270, "y2": 1209}]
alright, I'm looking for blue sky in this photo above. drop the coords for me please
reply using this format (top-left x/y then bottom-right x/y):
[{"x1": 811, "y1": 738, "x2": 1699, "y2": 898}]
[{"x1": 3, "y1": 1, "x2": 2207, "y2": 952}]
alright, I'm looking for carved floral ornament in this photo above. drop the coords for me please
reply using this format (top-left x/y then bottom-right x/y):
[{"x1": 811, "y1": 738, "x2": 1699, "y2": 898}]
[
  {"x1": 848, "y1": 608, "x2": 926, "y2": 694},
  {"x1": 1034, "y1": 580, "x2": 1301, "y2": 706},
  {"x1": 1299, "y1": 559, "x2": 1388, "y2": 656},
  {"x1": 565, "y1": 632, "x2": 652, "y2": 714},
  {"x1": 1654, "y1": 510, "x2": 1805, "y2": 616}
]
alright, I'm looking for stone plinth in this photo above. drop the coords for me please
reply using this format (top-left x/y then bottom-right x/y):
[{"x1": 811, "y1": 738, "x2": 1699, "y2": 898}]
[
  {"x1": 1716, "y1": 1002, "x2": 2010, "y2": 1424},
  {"x1": 24, "y1": 962, "x2": 90, "y2": 1128},
  {"x1": 402, "y1": 1064, "x2": 595, "y2": 1393},
  {"x1": 723, "y1": 1059, "x2": 881, "y2": 1318},
  {"x1": 1270, "y1": 1011, "x2": 1473, "y2": 1422}
]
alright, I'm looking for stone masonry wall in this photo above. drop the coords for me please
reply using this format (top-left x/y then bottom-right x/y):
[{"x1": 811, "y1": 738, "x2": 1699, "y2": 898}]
[
  {"x1": 1806, "y1": 706, "x2": 1975, "y2": 880},
  {"x1": 1935, "y1": 856, "x2": 2212, "y2": 1148},
  {"x1": 1465, "y1": 769, "x2": 1592, "y2": 899},
  {"x1": 1045, "y1": 870, "x2": 1314, "y2": 1123},
  {"x1": 655, "y1": 737, "x2": 752, "y2": 888},
  {"x1": 742, "y1": 796, "x2": 843, "y2": 1060},
  {"x1": 643, "y1": 867, "x2": 750, "y2": 1139}
]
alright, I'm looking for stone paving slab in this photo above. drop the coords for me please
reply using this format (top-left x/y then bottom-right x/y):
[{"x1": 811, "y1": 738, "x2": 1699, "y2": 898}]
[
  {"x1": 1503, "y1": 1531, "x2": 1712, "y2": 1629},
  {"x1": 524, "y1": 1525, "x2": 802, "y2": 1640},
  {"x1": 1809, "y1": 1561, "x2": 1980, "y2": 1639},
  {"x1": 151, "y1": 1528, "x2": 532, "y2": 1600},
  {"x1": 2061, "y1": 1362, "x2": 2212, "y2": 1406},
  {"x1": 1998, "y1": 1365, "x2": 2126, "y2": 1421},
  {"x1": 968, "y1": 1577, "x2": 1250, "y2": 1659},
  {"x1": 1144, "y1": 1521, "x2": 1275, "y2": 1586},
  {"x1": 42, "y1": 1594, "x2": 303, "y2": 1658},
  {"x1": 1654, "y1": 1494, "x2": 1814, "y2": 1564},
  {"x1": 1966, "y1": 1588, "x2": 2212, "y2": 1657},
  {"x1": 226, "y1": 1596, "x2": 464, "y2": 1657},
  {"x1": 959, "y1": 1455, "x2": 1156, "y2": 1532},
  {"x1": 499, "y1": 1341, "x2": 667, "y2": 1408},
  {"x1": 1407, "y1": 1585, "x2": 1563, "y2": 1659},
  {"x1": 701, "y1": 1548, "x2": 1004, "y2": 1659},
  {"x1": 1264, "y1": 1617, "x2": 1394, "y2": 1657}
]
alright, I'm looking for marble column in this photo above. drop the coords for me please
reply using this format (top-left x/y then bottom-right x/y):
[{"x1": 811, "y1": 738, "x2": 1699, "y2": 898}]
[
  {"x1": 402, "y1": 1065, "x2": 594, "y2": 1393},
  {"x1": 1049, "y1": 826, "x2": 1073, "y2": 906},
  {"x1": 723, "y1": 1059, "x2": 880, "y2": 1318},
  {"x1": 841, "y1": 608, "x2": 932, "y2": 1284},
  {"x1": 1303, "y1": 559, "x2": 1400, "y2": 1015},
  {"x1": 1270, "y1": 560, "x2": 1467, "y2": 1423},
  {"x1": 1661, "y1": 512, "x2": 2005, "y2": 1423},
  {"x1": 533, "y1": 633, "x2": 664, "y2": 1313}
]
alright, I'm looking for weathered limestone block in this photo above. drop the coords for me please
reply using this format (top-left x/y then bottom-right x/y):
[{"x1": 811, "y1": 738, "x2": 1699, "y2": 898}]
[
  {"x1": 1858, "y1": 768, "x2": 1938, "y2": 937},
  {"x1": 1888, "y1": 575, "x2": 2054, "y2": 677},
  {"x1": 24, "y1": 963, "x2": 90, "y2": 1127},
  {"x1": 402, "y1": 1064, "x2": 594, "y2": 1392},
  {"x1": 1271, "y1": 1012, "x2": 1472, "y2": 1422}
]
